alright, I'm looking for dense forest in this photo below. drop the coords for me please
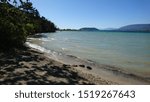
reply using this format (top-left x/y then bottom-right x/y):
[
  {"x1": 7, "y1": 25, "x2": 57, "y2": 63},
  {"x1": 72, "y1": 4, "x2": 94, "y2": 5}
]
[{"x1": 0, "y1": 0, "x2": 57, "y2": 50}]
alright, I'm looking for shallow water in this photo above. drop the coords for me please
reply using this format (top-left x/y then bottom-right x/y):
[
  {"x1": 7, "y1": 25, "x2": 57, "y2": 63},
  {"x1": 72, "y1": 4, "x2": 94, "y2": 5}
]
[{"x1": 27, "y1": 31, "x2": 150, "y2": 77}]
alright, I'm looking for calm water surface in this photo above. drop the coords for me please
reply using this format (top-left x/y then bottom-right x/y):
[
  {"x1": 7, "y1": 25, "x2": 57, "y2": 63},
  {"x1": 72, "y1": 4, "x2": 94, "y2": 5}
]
[{"x1": 27, "y1": 31, "x2": 150, "y2": 77}]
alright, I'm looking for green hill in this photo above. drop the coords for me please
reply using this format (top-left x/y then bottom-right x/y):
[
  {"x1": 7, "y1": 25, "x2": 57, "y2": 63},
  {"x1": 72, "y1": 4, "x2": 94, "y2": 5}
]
[{"x1": 79, "y1": 27, "x2": 100, "y2": 31}]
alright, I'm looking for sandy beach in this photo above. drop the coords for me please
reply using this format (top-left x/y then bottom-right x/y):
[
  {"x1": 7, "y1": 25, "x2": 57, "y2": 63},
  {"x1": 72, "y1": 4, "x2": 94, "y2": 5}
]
[
  {"x1": 0, "y1": 46, "x2": 117, "y2": 85},
  {"x1": 1, "y1": 44, "x2": 150, "y2": 85}
]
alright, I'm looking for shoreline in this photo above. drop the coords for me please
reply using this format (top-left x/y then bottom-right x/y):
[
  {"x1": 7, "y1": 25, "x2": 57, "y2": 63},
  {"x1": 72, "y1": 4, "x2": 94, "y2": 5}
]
[
  {"x1": 26, "y1": 41, "x2": 150, "y2": 84},
  {"x1": 0, "y1": 46, "x2": 116, "y2": 85},
  {"x1": 0, "y1": 45, "x2": 150, "y2": 85}
]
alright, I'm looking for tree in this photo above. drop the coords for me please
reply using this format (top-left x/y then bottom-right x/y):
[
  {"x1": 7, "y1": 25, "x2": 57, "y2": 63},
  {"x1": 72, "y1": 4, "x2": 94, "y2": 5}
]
[
  {"x1": 0, "y1": 3, "x2": 27, "y2": 49},
  {"x1": 0, "y1": 0, "x2": 7, "y2": 3},
  {"x1": 19, "y1": 0, "x2": 33, "y2": 12},
  {"x1": 0, "y1": 0, "x2": 57, "y2": 50},
  {"x1": 13, "y1": 0, "x2": 17, "y2": 6}
]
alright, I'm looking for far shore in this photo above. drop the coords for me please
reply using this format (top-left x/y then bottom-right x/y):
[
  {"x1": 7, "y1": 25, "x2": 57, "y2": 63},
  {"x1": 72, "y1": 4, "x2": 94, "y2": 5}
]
[{"x1": 0, "y1": 45, "x2": 150, "y2": 85}]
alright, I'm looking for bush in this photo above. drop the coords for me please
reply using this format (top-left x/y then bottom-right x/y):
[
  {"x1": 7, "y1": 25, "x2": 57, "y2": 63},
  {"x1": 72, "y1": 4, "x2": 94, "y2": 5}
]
[
  {"x1": 25, "y1": 23, "x2": 35, "y2": 34},
  {"x1": 0, "y1": 3, "x2": 27, "y2": 49}
]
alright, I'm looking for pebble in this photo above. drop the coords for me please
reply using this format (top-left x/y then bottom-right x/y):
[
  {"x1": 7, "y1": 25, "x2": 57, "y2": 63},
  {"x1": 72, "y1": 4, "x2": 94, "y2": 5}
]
[
  {"x1": 63, "y1": 64, "x2": 70, "y2": 68},
  {"x1": 79, "y1": 65, "x2": 85, "y2": 68},
  {"x1": 72, "y1": 65, "x2": 78, "y2": 67},
  {"x1": 86, "y1": 66, "x2": 92, "y2": 70}
]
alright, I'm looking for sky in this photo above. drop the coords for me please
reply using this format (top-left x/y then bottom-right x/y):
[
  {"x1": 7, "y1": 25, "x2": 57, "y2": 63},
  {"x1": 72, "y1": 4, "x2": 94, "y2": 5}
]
[{"x1": 31, "y1": 0, "x2": 150, "y2": 29}]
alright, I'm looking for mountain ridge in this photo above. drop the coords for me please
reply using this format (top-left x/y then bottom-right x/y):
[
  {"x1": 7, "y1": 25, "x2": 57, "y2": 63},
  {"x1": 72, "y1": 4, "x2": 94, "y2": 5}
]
[
  {"x1": 118, "y1": 24, "x2": 150, "y2": 32},
  {"x1": 78, "y1": 24, "x2": 150, "y2": 32}
]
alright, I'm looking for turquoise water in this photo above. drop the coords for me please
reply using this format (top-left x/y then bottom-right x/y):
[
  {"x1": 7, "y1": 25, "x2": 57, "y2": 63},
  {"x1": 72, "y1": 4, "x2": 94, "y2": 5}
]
[{"x1": 28, "y1": 31, "x2": 150, "y2": 77}]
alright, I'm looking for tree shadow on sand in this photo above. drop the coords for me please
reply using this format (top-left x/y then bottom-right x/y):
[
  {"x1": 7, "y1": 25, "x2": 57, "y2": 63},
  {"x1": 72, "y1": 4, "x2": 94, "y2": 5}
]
[{"x1": 0, "y1": 49, "x2": 94, "y2": 85}]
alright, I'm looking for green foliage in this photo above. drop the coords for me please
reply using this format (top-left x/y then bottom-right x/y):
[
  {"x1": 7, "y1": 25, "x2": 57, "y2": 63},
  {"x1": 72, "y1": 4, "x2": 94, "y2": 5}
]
[
  {"x1": 25, "y1": 23, "x2": 34, "y2": 34},
  {"x1": 0, "y1": 1, "x2": 57, "y2": 50},
  {"x1": 0, "y1": 3, "x2": 27, "y2": 49}
]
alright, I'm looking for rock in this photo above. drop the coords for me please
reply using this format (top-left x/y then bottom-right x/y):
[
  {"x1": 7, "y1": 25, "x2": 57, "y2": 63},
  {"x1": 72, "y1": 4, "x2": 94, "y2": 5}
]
[
  {"x1": 63, "y1": 64, "x2": 70, "y2": 68},
  {"x1": 87, "y1": 66, "x2": 92, "y2": 70},
  {"x1": 72, "y1": 65, "x2": 78, "y2": 67},
  {"x1": 79, "y1": 65, "x2": 85, "y2": 68},
  {"x1": 67, "y1": 55, "x2": 77, "y2": 58}
]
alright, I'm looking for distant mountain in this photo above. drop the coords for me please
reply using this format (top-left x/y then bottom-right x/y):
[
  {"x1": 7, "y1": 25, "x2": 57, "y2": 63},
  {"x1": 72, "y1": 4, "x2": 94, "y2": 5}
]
[
  {"x1": 79, "y1": 27, "x2": 100, "y2": 31},
  {"x1": 118, "y1": 24, "x2": 150, "y2": 32},
  {"x1": 100, "y1": 28, "x2": 117, "y2": 30},
  {"x1": 78, "y1": 24, "x2": 150, "y2": 32}
]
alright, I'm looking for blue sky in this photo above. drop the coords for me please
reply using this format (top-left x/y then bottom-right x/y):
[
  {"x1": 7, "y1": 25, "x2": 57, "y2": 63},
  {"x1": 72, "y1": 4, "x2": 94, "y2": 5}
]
[{"x1": 31, "y1": 0, "x2": 150, "y2": 29}]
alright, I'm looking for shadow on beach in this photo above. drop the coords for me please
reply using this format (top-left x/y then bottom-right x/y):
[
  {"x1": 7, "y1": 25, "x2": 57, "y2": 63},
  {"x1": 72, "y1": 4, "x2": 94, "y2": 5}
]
[{"x1": 0, "y1": 47, "x2": 94, "y2": 85}]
